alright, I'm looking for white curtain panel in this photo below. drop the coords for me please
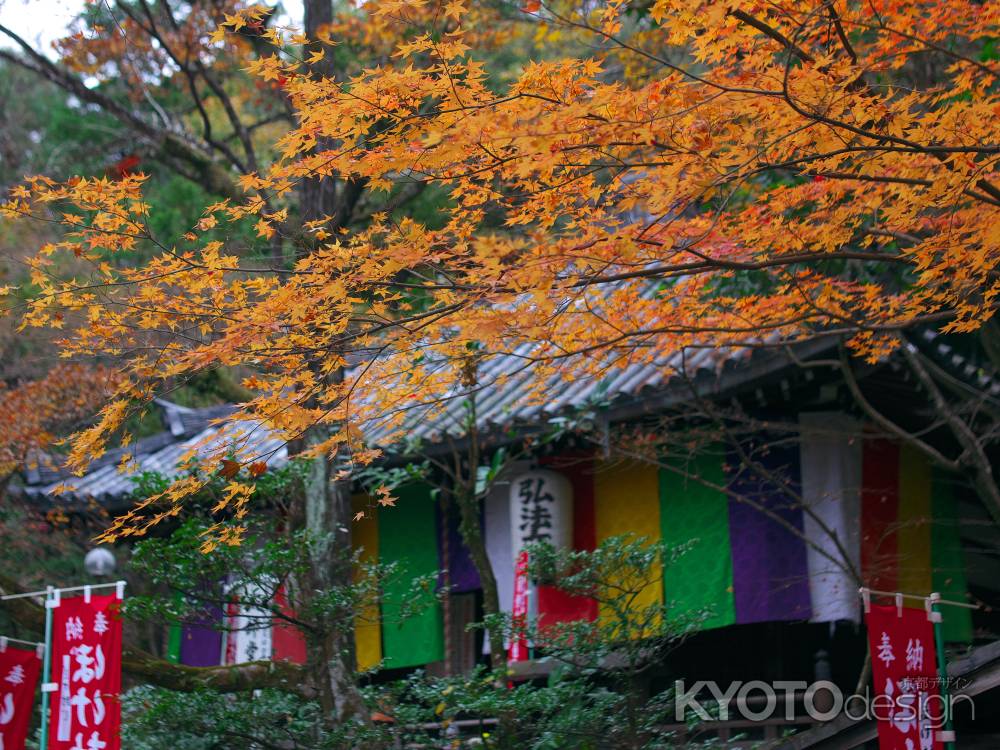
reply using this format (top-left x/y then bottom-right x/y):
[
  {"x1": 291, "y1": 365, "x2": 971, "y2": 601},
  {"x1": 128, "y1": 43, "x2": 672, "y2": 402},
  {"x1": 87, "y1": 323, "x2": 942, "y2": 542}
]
[
  {"x1": 799, "y1": 412, "x2": 863, "y2": 623},
  {"x1": 221, "y1": 579, "x2": 274, "y2": 664}
]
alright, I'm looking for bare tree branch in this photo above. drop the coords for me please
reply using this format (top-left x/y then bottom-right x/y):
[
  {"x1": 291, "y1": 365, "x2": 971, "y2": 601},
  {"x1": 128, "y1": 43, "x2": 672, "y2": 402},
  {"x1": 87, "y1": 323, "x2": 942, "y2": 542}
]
[{"x1": 0, "y1": 22, "x2": 242, "y2": 201}]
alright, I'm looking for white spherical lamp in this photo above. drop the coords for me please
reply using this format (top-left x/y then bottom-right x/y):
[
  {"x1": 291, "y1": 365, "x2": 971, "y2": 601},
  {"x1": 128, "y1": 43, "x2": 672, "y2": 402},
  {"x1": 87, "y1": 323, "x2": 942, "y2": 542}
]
[{"x1": 84, "y1": 547, "x2": 117, "y2": 577}]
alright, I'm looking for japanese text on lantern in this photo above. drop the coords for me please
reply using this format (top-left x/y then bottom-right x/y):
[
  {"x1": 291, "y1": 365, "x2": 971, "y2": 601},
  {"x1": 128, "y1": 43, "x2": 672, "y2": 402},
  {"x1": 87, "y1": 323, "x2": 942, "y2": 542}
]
[
  {"x1": 866, "y1": 604, "x2": 942, "y2": 750},
  {"x1": 49, "y1": 594, "x2": 122, "y2": 750},
  {"x1": 0, "y1": 644, "x2": 41, "y2": 750},
  {"x1": 518, "y1": 477, "x2": 555, "y2": 544},
  {"x1": 508, "y1": 469, "x2": 573, "y2": 558}
]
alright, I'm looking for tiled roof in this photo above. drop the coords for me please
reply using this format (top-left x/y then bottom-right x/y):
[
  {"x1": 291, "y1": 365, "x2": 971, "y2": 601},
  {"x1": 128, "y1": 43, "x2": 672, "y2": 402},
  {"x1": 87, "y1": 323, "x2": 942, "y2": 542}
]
[
  {"x1": 16, "y1": 340, "x2": 818, "y2": 506},
  {"x1": 359, "y1": 343, "x2": 755, "y2": 447},
  {"x1": 19, "y1": 400, "x2": 287, "y2": 507}
]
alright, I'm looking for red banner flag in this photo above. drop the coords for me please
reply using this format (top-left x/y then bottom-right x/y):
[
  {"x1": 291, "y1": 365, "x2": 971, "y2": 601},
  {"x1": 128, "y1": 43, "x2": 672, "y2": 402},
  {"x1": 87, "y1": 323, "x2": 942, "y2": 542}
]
[
  {"x1": 866, "y1": 604, "x2": 943, "y2": 750},
  {"x1": 48, "y1": 593, "x2": 122, "y2": 750},
  {"x1": 0, "y1": 643, "x2": 42, "y2": 750},
  {"x1": 507, "y1": 550, "x2": 531, "y2": 663}
]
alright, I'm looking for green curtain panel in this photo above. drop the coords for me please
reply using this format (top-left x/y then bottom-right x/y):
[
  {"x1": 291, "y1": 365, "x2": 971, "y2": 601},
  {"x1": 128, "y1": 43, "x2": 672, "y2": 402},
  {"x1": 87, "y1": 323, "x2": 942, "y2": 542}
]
[
  {"x1": 166, "y1": 590, "x2": 184, "y2": 663},
  {"x1": 166, "y1": 623, "x2": 182, "y2": 663},
  {"x1": 659, "y1": 452, "x2": 736, "y2": 630},
  {"x1": 931, "y1": 474, "x2": 973, "y2": 643},
  {"x1": 378, "y1": 483, "x2": 444, "y2": 668}
]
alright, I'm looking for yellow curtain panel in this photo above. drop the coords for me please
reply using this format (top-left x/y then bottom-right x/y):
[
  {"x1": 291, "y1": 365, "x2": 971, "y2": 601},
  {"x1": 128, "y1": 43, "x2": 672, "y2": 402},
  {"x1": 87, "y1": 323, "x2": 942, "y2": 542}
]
[
  {"x1": 593, "y1": 460, "x2": 663, "y2": 636},
  {"x1": 897, "y1": 445, "x2": 933, "y2": 595},
  {"x1": 352, "y1": 495, "x2": 382, "y2": 671}
]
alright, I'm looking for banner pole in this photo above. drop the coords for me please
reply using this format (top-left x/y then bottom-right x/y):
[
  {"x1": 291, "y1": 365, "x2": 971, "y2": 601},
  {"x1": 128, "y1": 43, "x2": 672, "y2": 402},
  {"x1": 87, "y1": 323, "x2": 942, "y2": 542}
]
[
  {"x1": 38, "y1": 585, "x2": 54, "y2": 750},
  {"x1": 930, "y1": 593, "x2": 956, "y2": 750}
]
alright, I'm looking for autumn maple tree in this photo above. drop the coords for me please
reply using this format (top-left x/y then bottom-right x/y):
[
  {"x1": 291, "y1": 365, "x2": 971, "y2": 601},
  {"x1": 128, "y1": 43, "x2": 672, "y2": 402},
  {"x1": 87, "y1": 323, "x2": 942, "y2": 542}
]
[
  {"x1": 7, "y1": 3, "x2": 995, "y2": 468},
  {"x1": 0, "y1": 0, "x2": 998, "y2": 724},
  {"x1": 3, "y1": 0, "x2": 997, "y2": 523},
  {"x1": 0, "y1": 364, "x2": 119, "y2": 494}
]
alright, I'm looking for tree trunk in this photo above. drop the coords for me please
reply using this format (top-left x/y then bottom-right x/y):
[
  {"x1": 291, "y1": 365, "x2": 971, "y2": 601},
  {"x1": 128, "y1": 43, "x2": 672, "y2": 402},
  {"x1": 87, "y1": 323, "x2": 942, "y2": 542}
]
[
  {"x1": 454, "y1": 485, "x2": 506, "y2": 668},
  {"x1": 299, "y1": 0, "x2": 366, "y2": 244},
  {"x1": 294, "y1": 0, "x2": 369, "y2": 729},
  {"x1": 302, "y1": 427, "x2": 369, "y2": 725},
  {"x1": 299, "y1": 0, "x2": 340, "y2": 248}
]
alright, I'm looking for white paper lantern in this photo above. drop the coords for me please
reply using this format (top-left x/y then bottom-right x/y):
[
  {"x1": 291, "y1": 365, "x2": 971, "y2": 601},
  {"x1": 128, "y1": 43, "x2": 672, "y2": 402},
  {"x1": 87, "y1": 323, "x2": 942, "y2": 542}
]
[{"x1": 508, "y1": 469, "x2": 573, "y2": 558}]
